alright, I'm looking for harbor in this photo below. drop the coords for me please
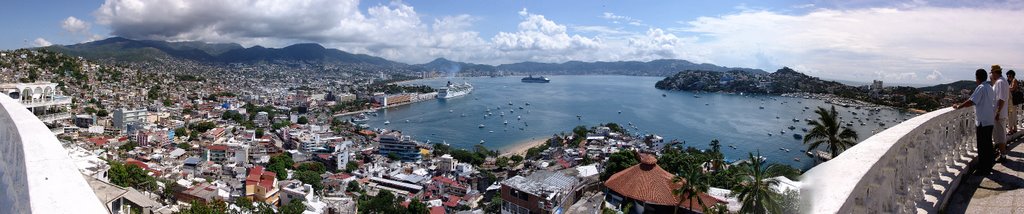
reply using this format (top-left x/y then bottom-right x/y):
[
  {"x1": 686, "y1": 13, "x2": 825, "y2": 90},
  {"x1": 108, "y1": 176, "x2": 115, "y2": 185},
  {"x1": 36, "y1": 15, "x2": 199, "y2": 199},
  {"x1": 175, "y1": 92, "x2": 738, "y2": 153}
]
[{"x1": 349, "y1": 75, "x2": 916, "y2": 169}]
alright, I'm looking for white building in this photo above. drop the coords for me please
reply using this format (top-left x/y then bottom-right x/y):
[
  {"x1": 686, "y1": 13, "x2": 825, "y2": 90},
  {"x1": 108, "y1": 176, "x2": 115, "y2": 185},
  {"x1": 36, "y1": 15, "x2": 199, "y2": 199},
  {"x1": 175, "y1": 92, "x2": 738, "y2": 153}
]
[
  {"x1": 1, "y1": 82, "x2": 73, "y2": 126},
  {"x1": 113, "y1": 107, "x2": 148, "y2": 133}
]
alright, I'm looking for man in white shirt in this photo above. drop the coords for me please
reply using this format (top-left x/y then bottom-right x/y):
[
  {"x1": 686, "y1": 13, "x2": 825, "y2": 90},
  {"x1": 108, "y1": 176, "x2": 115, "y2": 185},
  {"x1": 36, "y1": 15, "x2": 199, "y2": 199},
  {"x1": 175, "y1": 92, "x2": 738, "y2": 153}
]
[
  {"x1": 955, "y1": 69, "x2": 995, "y2": 175},
  {"x1": 991, "y1": 65, "x2": 1010, "y2": 162}
]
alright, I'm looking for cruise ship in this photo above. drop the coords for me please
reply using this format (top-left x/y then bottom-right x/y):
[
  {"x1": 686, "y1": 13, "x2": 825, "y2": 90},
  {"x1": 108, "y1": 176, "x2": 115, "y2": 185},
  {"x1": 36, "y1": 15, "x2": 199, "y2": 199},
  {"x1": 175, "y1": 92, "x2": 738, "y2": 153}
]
[
  {"x1": 437, "y1": 81, "x2": 473, "y2": 99},
  {"x1": 521, "y1": 75, "x2": 551, "y2": 83}
]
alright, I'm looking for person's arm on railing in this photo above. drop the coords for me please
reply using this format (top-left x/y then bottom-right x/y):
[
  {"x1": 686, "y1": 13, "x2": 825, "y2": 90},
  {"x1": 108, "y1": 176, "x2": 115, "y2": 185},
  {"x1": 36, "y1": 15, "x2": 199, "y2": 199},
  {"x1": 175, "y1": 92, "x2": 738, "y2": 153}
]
[{"x1": 954, "y1": 100, "x2": 974, "y2": 110}]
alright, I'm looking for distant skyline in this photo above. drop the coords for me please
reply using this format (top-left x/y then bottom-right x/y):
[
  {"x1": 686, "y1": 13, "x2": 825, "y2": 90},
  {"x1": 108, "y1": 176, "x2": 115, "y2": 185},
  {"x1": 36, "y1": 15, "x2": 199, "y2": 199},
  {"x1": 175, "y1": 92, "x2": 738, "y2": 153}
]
[{"x1": 2, "y1": 0, "x2": 1023, "y2": 85}]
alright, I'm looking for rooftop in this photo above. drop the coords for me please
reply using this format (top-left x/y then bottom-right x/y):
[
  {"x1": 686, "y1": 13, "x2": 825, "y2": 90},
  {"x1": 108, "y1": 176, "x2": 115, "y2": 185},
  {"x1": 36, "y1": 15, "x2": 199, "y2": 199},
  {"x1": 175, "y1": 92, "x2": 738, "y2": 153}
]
[
  {"x1": 605, "y1": 153, "x2": 723, "y2": 209},
  {"x1": 502, "y1": 170, "x2": 578, "y2": 200}
]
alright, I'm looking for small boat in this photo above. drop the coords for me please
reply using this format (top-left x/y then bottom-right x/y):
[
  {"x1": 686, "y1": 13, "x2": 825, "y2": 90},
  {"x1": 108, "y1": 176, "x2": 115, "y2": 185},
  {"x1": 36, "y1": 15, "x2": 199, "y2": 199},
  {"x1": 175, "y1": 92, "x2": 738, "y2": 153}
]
[
  {"x1": 525, "y1": 102, "x2": 530, "y2": 106},
  {"x1": 504, "y1": 120, "x2": 509, "y2": 125},
  {"x1": 793, "y1": 134, "x2": 802, "y2": 139},
  {"x1": 618, "y1": 110, "x2": 622, "y2": 114},
  {"x1": 449, "y1": 109, "x2": 454, "y2": 113},
  {"x1": 788, "y1": 126, "x2": 796, "y2": 130},
  {"x1": 405, "y1": 119, "x2": 410, "y2": 123},
  {"x1": 518, "y1": 106, "x2": 524, "y2": 110},
  {"x1": 768, "y1": 133, "x2": 773, "y2": 136},
  {"x1": 780, "y1": 130, "x2": 786, "y2": 134},
  {"x1": 479, "y1": 124, "x2": 485, "y2": 128},
  {"x1": 662, "y1": 94, "x2": 667, "y2": 97},
  {"x1": 384, "y1": 120, "x2": 390, "y2": 125},
  {"x1": 489, "y1": 131, "x2": 494, "y2": 133},
  {"x1": 508, "y1": 101, "x2": 513, "y2": 105},
  {"x1": 793, "y1": 158, "x2": 801, "y2": 162},
  {"x1": 517, "y1": 116, "x2": 521, "y2": 120},
  {"x1": 759, "y1": 106, "x2": 765, "y2": 109}
]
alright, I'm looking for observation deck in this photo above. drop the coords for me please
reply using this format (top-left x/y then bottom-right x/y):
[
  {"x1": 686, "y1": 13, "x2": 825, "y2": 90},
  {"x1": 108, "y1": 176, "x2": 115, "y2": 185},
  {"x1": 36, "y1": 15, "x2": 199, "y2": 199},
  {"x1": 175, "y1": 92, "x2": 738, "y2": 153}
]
[
  {"x1": 802, "y1": 106, "x2": 1024, "y2": 213},
  {"x1": 0, "y1": 95, "x2": 106, "y2": 213}
]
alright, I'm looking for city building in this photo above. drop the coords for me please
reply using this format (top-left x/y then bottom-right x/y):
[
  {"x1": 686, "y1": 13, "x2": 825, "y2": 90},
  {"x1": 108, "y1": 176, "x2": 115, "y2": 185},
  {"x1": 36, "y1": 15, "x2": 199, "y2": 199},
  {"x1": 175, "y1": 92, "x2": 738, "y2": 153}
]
[
  {"x1": 87, "y1": 176, "x2": 162, "y2": 214},
  {"x1": 604, "y1": 153, "x2": 723, "y2": 214},
  {"x1": 437, "y1": 154, "x2": 457, "y2": 173},
  {"x1": 177, "y1": 182, "x2": 223, "y2": 204},
  {"x1": 207, "y1": 145, "x2": 229, "y2": 163},
  {"x1": 378, "y1": 134, "x2": 422, "y2": 161},
  {"x1": 113, "y1": 107, "x2": 148, "y2": 133},
  {"x1": 245, "y1": 166, "x2": 281, "y2": 206},
  {"x1": 500, "y1": 170, "x2": 581, "y2": 214}
]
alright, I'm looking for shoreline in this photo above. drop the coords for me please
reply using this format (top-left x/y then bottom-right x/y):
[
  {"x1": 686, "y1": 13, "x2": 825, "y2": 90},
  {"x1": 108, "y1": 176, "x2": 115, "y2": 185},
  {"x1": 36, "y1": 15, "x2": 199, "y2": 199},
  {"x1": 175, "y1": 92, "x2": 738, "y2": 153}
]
[{"x1": 499, "y1": 137, "x2": 550, "y2": 157}]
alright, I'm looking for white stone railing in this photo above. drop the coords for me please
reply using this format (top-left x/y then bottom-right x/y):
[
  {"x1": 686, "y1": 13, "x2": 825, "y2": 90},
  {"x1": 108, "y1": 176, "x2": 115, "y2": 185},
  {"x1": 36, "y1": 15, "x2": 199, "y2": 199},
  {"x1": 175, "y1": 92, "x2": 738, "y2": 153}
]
[
  {"x1": 20, "y1": 95, "x2": 71, "y2": 108},
  {"x1": 0, "y1": 96, "x2": 106, "y2": 213},
  {"x1": 801, "y1": 107, "x2": 981, "y2": 213},
  {"x1": 37, "y1": 112, "x2": 72, "y2": 123}
]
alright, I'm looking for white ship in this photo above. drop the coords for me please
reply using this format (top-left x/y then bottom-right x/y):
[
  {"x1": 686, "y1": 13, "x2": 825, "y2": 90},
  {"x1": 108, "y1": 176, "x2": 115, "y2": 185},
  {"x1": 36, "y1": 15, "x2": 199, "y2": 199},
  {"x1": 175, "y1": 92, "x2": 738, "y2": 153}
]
[{"x1": 437, "y1": 81, "x2": 473, "y2": 99}]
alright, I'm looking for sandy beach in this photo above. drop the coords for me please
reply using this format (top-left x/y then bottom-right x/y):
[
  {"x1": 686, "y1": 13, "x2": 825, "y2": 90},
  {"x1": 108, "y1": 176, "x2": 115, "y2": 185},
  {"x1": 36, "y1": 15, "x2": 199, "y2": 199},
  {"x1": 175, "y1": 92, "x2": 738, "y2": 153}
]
[{"x1": 500, "y1": 137, "x2": 550, "y2": 157}]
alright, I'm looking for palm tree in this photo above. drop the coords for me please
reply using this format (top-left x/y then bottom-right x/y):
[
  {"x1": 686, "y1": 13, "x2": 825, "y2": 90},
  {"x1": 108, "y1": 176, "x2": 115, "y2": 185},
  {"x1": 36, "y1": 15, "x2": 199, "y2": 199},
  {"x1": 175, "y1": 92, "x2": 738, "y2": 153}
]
[
  {"x1": 708, "y1": 139, "x2": 723, "y2": 170},
  {"x1": 673, "y1": 166, "x2": 709, "y2": 214},
  {"x1": 804, "y1": 106, "x2": 859, "y2": 158},
  {"x1": 733, "y1": 152, "x2": 785, "y2": 214}
]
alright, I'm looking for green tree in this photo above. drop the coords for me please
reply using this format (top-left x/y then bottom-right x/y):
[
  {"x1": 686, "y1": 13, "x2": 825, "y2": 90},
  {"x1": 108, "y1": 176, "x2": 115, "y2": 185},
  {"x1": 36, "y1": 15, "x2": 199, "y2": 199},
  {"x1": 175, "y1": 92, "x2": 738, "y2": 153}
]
[
  {"x1": 268, "y1": 153, "x2": 294, "y2": 180},
  {"x1": 177, "y1": 200, "x2": 228, "y2": 214},
  {"x1": 297, "y1": 116, "x2": 309, "y2": 124},
  {"x1": 345, "y1": 161, "x2": 359, "y2": 173},
  {"x1": 281, "y1": 200, "x2": 306, "y2": 214},
  {"x1": 234, "y1": 197, "x2": 254, "y2": 213},
  {"x1": 298, "y1": 162, "x2": 326, "y2": 174},
  {"x1": 293, "y1": 170, "x2": 324, "y2": 191},
  {"x1": 107, "y1": 160, "x2": 155, "y2": 190},
  {"x1": 673, "y1": 166, "x2": 710, "y2": 214},
  {"x1": 407, "y1": 199, "x2": 429, "y2": 214},
  {"x1": 804, "y1": 106, "x2": 859, "y2": 159},
  {"x1": 708, "y1": 139, "x2": 724, "y2": 170},
  {"x1": 255, "y1": 128, "x2": 265, "y2": 138},
  {"x1": 96, "y1": 109, "x2": 109, "y2": 117},
  {"x1": 485, "y1": 197, "x2": 504, "y2": 213},
  {"x1": 732, "y1": 152, "x2": 785, "y2": 214},
  {"x1": 601, "y1": 150, "x2": 639, "y2": 181},
  {"x1": 347, "y1": 181, "x2": 362, "y2": 193}
]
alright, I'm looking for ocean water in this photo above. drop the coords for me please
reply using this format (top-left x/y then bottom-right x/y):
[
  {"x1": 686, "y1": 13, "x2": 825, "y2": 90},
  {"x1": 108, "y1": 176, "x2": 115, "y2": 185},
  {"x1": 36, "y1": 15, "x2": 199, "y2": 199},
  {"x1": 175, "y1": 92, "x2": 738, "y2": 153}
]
[{"x1": 359, "y1": 75, "x2": 914, "y2": 169}]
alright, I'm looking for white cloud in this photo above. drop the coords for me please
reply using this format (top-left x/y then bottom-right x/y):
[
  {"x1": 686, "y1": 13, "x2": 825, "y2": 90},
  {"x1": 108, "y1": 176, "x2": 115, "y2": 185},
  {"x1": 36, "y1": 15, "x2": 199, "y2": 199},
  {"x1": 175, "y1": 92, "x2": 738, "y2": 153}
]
[
  {"x1": 31, "y1": 38, "x2": 52, "y2": 47},
  {"x1": 62, "y1": 16, "x2": 90, "y2": 34},
  {"x1": 601, "y1": 12, "x2": 645, "y2": 26},
  {"x1": 486, "y1": 9, "x2": 604, "y2": 63},
  {"x1": 87, "y1": 0, "x2": 1024, "y2": 85},
  {"x1": 677, "y1": 7, "x2": 1024, "y2": 84},
  {"x1": 926, "y1": 70, "x2": 945, "y2": 81}
]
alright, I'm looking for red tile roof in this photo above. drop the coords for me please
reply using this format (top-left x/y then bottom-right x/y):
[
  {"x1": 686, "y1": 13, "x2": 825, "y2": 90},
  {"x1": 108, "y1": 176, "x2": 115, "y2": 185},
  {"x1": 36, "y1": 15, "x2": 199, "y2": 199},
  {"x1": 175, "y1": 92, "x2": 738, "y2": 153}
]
[
  {"x1": 605, "y1": 153, "x2": 723, "y2": 210},
  {"x1": 432, "y1": 176, "x2": 464, "y2": 189},
  {"x1": 88, "y1": 137, "x2": 108, "y2": 146},
  {"x1": 444, "y1": 195, "x2": 461, "y2": 207},
  {"x1": 246, "y1": 166, "x2": 277, "y2": 189},
  {"x1": 208, "y1": 145, "x2": 229, "y2": 151},
  {"x1": 430, "y1": 206, "x2": 445, "y2": 214}
]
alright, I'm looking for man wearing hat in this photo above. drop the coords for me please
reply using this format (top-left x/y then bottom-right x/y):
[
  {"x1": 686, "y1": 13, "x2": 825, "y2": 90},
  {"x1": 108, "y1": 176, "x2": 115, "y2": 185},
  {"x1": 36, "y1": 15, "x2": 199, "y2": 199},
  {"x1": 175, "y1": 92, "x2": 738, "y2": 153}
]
[{"x1": 992, "y1": 65, "x2": 1010, "y2": 162}]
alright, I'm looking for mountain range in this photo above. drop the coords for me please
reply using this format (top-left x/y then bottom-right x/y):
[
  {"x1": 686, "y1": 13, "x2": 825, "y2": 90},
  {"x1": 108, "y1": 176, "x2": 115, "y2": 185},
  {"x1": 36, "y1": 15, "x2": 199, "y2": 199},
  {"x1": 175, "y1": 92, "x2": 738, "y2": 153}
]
[{"x1": 42, "y1": 37, "x2": 766, "y2": 76}]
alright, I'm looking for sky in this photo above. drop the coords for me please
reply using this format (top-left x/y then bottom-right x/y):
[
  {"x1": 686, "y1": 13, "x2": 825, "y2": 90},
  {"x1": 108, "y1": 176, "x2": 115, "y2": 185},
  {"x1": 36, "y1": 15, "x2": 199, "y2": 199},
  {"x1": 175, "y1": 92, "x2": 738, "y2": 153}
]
[{"x1": 2, "y1": 0, "x2": 1024, "y2": 85}]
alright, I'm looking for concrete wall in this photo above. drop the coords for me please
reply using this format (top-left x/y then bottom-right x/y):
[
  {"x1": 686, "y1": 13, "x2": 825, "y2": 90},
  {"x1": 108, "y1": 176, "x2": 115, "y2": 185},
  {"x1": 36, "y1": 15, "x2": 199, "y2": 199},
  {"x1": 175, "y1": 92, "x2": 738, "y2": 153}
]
[{"x1": 0, "y1": 95, "x2": 106, "y2": 213}]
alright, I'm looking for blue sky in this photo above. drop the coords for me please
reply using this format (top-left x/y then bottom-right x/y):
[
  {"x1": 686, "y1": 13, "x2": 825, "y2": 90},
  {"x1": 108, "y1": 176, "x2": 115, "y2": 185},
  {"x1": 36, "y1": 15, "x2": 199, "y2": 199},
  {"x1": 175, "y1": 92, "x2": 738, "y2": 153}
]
[{"x1": 2, "y1": 0, "x2": 1023, "y2": 85}]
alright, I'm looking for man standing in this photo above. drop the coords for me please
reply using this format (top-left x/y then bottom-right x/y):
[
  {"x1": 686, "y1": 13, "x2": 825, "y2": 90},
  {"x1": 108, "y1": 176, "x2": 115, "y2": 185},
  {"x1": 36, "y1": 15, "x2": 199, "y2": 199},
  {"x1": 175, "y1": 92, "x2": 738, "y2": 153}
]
[
  {"x1": 954, "y1": 69, "x2": 995, "y2": 175},
  {"x1": 992, "y1": 65, "x2": 1010, "y2": 162}
]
